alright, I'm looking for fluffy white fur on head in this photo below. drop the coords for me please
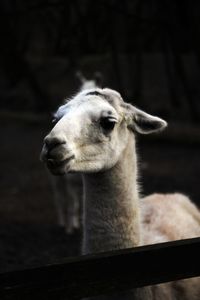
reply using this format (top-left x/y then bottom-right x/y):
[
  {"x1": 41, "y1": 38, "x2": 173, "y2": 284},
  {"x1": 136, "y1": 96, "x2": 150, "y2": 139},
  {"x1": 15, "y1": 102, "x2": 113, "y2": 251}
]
[{"x1": 41, "y1": 88, "x2": 167, "y2": 175}]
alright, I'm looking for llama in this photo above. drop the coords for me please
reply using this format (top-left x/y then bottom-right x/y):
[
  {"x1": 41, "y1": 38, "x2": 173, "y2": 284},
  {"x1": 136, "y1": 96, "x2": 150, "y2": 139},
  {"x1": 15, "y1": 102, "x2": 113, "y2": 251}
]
[
  {"x1": 41, "y1": 87, "x2": 200, "y2": 299},
  {"x1": 48, "y1": 172, "x2": 81, "y2": 233},
  {"x1": 76, "y1": 70, "x2": 103, "y2": 90},
  {"x1": 49, "y1": 72, "x2": 102, "y2": 233}
]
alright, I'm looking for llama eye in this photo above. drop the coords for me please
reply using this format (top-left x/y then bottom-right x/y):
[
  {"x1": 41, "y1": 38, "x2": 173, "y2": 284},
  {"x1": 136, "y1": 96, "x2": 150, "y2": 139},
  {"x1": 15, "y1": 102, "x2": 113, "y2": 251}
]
[{"x1": 99, "y1": 117, "x2": 116, "y2": 131}]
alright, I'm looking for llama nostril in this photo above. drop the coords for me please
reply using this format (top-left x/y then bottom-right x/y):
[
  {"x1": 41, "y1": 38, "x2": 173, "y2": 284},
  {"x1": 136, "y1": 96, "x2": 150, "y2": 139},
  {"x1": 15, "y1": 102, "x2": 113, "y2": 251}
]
[{"x1": 44, "y1": 136, "x2": 66, "y2": 151}]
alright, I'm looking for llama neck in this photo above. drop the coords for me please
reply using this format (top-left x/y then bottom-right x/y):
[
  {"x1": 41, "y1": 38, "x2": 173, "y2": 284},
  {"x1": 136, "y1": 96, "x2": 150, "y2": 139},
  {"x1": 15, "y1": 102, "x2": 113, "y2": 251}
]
[{"x1": 82, "y1": 135, "x2": 141, "y2": 254}]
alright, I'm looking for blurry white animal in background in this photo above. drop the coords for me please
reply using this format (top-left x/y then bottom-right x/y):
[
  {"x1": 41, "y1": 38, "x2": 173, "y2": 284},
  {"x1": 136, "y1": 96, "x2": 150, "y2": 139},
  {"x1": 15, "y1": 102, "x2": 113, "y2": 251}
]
[
  {"x1": 49, "y1": 173, "x2": 81, "y2": 234},
  {"x1": 49, "y1": 71, "x2": 102, "y2": 233},
  {"x1": 76, "y1": 70, "x2": 103, "y2": 90}
]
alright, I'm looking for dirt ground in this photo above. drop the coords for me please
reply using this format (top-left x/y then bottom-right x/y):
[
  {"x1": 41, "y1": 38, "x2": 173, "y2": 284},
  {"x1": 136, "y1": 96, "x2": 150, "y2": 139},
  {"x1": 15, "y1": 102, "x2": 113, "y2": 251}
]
[{"x1": 1, "y1": 116, "x2": 200, "y2": 273}]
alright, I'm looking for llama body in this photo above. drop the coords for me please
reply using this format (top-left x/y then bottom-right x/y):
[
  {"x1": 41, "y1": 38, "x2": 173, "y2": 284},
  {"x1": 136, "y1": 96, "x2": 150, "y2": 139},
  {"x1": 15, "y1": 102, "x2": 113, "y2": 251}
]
[
  {"x1": 41, "y1": 87, "x2": 200, "y2": 299},
  {"x1": 141, "y1": 193, "x2": 200, "y2": 245}
]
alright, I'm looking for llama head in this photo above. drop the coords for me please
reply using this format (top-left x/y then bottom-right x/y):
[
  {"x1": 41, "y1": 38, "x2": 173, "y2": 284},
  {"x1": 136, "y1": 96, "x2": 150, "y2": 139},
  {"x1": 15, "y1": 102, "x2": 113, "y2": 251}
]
[{"x1": 41, "y1": 88, "x2": 167, "y2": 175}]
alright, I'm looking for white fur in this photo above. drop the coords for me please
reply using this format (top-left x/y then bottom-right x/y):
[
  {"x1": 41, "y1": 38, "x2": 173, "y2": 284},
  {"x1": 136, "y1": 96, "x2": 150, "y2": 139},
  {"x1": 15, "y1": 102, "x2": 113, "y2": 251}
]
[
  {"x1": 41, "y1": 88, "x2": 200, "y2": 299},
  {"x1": 48, "y1": 75, "x2": 100, "y2": 233}
]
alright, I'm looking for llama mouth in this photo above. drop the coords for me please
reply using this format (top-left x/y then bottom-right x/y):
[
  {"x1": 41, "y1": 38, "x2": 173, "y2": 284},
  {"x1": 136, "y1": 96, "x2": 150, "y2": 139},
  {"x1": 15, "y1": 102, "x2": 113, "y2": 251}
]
[{"x1": 46, "y1": 155, "x2": 75, "y2": 171}]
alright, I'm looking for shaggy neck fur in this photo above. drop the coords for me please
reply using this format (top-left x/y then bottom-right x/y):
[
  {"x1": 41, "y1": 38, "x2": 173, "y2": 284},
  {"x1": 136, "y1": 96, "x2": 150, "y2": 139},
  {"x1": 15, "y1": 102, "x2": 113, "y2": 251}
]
[
  {"x1": 82, "y1": 134, "x2": 141, "y2": 254},
  {"x1": 82, "y1": 134, "x2": 153, "y2": 299}
]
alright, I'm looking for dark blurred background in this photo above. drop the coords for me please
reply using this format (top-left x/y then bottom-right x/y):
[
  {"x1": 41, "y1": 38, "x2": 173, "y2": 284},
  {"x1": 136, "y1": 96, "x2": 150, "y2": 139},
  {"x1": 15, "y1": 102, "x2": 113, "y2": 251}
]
[{"x1": 1, "y1": 0, "x2": 200, "y2": 273}]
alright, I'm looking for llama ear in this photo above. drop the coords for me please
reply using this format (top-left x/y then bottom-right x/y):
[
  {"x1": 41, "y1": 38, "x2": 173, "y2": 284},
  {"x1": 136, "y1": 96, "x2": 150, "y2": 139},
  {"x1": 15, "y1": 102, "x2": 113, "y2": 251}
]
[{"x1": 123, "y1": 104, "x2": 167, "y2": 134}]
